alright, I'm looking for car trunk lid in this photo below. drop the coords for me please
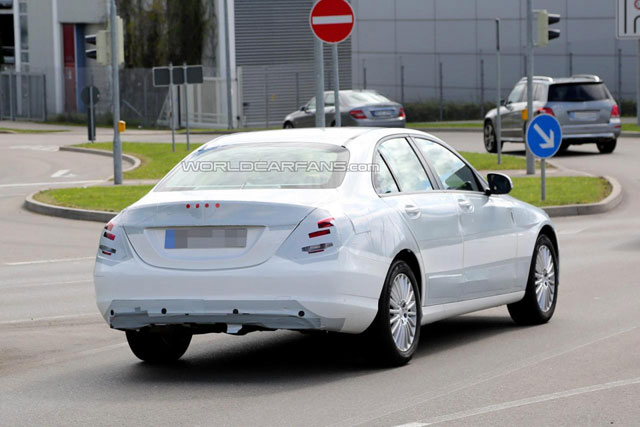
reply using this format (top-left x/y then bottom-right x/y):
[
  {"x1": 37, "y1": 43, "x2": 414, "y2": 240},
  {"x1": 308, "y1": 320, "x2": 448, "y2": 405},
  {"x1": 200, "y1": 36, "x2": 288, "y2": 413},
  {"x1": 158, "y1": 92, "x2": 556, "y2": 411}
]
[{"x1": 120, "y1": 189, "x2": 337, "y2": 270}]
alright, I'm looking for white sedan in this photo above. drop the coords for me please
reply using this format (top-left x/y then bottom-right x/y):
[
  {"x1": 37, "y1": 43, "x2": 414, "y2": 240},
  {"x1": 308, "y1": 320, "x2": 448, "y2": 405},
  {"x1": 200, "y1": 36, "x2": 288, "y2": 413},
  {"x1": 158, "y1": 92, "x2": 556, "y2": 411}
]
[{"x1": 94, "y1": 128, "x2": 559, "y2": 366}]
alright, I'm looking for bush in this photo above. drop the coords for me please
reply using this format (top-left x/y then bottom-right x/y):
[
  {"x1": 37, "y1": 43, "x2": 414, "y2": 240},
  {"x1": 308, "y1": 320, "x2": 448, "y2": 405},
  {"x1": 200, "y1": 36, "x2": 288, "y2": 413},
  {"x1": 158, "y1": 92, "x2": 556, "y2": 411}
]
[
  {"x1": 404, "y1": 100, "x2": 496, "y2": 122},
  {"x1": 619, "y1": 99, "x2": 636, "y2": 117}
]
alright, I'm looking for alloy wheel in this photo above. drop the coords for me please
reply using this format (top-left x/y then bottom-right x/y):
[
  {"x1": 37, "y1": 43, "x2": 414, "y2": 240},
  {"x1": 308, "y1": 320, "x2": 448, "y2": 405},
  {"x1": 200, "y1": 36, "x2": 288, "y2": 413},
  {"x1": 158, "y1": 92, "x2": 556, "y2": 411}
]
[
  {"x1": 389, "y1": 273, "x2": 418, "y2": 351},
  {"x1": 534, "y1": 245, "x2": 556, "y2": 312}
]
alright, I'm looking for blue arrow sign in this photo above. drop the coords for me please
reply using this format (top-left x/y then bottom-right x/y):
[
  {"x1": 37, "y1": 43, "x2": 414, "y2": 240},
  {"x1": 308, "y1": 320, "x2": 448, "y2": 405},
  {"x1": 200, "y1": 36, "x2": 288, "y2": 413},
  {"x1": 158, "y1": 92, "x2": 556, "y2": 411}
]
[{"x1": 526, "y1": 114, "x2": 563, "y2": 159}]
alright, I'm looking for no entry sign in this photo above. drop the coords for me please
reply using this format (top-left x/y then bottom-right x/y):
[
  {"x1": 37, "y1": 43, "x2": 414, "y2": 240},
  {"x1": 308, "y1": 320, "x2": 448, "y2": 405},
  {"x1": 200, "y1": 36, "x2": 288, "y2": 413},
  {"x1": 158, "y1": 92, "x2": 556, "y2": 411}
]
[{"x1": 310, "y1": 0, "x2": 355, "y2": 44}]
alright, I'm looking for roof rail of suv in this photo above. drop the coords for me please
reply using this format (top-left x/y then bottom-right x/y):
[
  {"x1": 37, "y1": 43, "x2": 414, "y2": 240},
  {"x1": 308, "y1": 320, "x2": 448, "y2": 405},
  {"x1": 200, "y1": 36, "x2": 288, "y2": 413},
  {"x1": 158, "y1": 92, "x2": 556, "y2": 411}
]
[
  {"x1": 518, "y1": 76, "x2": 553, "y2": 82},
  {"x1": 571, "y1": 74, "x2": 601, "y2": 81}
]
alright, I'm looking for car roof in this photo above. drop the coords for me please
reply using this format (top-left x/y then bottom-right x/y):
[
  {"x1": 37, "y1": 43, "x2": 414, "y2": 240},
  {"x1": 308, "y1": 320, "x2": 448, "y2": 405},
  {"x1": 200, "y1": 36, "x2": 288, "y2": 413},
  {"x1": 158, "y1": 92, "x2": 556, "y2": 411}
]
[
  {"x1": 518, "y1": 75, "x2": 603, "y2": 85},
  {"x1": 202, "y1": 128, "x2": 436, "y2": 149},
  {"x1": 202, "y1": 128, "x2": 377, "y2": 148}
]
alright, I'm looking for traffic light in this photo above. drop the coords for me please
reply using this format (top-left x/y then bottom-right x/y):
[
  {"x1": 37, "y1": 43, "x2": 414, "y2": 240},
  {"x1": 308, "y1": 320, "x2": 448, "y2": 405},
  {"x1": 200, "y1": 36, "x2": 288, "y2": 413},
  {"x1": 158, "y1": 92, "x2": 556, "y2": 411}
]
[
  {"x1": 84, "y1": 16, "x2": 124, "y2": 66},
  {"x1": 85, "y1": 31, "x2": 109, "y2": 65},
  {"x1": 537, "y1": 10, "x2": 561, "y2": 47}
]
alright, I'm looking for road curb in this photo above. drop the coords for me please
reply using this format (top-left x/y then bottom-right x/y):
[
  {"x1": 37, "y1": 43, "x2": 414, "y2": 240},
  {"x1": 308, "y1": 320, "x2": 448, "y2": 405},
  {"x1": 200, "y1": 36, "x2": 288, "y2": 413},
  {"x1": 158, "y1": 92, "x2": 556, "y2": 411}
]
[
  {"x1": 58, "y1": 146, "x2": 141, "y2": 173},
  {"x1": 541, "y1": 175, "x2": 622, "y2": 217},
  {"x1": 24, "y1": 192, "x2": 117, "y2": 223}
]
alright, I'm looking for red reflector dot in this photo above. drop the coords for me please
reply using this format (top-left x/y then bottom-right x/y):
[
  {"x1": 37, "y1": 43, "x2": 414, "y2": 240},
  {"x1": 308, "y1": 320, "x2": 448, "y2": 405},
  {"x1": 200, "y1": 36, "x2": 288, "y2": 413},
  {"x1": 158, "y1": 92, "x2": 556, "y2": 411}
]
[
  {"x1": 186, "y1": 204, "x2": 190, "y2": 209},
  {"x1": 205, "y1": 203, "x2": 210, "y2": 208},
  {"x1": 215, "y1": 203, "x2": 220, "y2": 208},
  {"x1": 196, "y1": 204, "x2": 200, "y2": 208}
]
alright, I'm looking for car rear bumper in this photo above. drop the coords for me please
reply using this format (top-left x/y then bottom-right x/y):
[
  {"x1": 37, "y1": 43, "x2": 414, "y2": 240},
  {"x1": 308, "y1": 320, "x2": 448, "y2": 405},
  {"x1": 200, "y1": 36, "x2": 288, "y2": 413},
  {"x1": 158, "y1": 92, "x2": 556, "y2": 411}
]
[
  {"x1": 561, "y1": 120, "x2": 621, "y2": 141},
  {"x1": 346, "y1": 116, "x2": 406, "y2": 127},
  {"x1": 94, "y1": 249, "x2": 386, "y2": 334}
]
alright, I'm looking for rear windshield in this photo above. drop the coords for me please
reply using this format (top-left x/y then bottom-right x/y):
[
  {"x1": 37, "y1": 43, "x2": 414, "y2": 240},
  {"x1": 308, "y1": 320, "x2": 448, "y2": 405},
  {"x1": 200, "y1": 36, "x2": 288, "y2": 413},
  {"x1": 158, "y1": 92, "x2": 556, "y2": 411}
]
[
  {"x1": 155, "y1": 142, "x2": 350, "y2": 191},
  {"x1": 547, "y1": 83, "x2": 609, "y2": 102},
  {"x1": 344, "y1": 91, "x2": 392, "y2": 105}
]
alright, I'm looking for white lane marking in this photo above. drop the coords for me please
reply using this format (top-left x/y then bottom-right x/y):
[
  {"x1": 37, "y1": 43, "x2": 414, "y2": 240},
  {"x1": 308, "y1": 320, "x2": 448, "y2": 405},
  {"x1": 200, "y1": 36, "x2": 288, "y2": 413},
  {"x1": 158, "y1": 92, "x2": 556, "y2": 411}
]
[
  {"x1": 0, "y1": 278, "x2": 91, "y2": 290},
  {"x1": 4, "y1": 256, "x2": 94, "y2": 266},
  {"x1": 8, "y1": 145, "x2": 58, "y2": 152},
  {"x1": 409, "y1": 377, "x2": 640, "y2": 426},
  {"x1": 394, "y1": 423, "x2": 429, "y2": 427},
  {"x1": 312, "y1": 15, "x2": 353, "y2": 25},
  {"x1": 0, "y1": 312, "x2": 98, "y2": 326},
  {"x1": 0, "y1": 179, "x2": 104, "y2": 188},
  {"x1": 51, "y1": 169, "x2": 71, "y2": 178},
  {"x1": 332, "y1": 325, "x2": 640, "y2": 427}
]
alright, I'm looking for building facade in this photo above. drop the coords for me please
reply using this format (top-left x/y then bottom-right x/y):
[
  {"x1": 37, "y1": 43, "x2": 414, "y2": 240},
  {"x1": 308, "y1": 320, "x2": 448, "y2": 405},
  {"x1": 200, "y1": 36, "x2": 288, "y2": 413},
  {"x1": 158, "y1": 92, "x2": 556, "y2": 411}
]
[{"x1": 351, "y1": 0, "x2": 637, "y2": 104}]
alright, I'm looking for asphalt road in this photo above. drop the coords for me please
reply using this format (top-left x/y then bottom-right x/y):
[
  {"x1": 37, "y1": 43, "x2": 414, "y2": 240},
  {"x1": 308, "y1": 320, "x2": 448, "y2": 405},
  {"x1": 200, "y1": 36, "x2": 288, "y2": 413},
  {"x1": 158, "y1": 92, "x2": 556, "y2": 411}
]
[{"x1": 0, "y1": 128, "x2": 638, "y2": 426}]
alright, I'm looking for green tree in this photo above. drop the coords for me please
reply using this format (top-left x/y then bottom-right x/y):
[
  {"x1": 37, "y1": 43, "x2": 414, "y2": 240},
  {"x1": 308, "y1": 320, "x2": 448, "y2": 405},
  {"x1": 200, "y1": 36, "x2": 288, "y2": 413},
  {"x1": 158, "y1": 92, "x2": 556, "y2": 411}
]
[{"x1": 117, "y1": 0, "x2": 209, "y2": 68}]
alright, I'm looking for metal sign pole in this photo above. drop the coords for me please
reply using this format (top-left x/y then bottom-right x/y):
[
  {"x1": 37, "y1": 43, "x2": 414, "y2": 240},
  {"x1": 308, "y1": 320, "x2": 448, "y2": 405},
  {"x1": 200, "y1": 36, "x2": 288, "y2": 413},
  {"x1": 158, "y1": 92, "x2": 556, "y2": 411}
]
[
  {"x1": 314, "y1": 39, "x2": 325, "y2": 127},
  {"x1": 637, "y1": 39, "x2": 640, "y2": 126},
  {"x1": 224, "y1": 0, "x2": 233, "y2": 129},
  {"x1": 89, "y1": 86, "x2": 95, "y2": 142},
  {"x1": 332, "y1": 44, "x2": 340, "y2": 127},
  {"x1": 541, "y1": 158, "x2": 546, "y2": 201},
  {"x1": 169, "y1": 62, "x2": 175, "y2": 152},
  {"x1": 110, "y1": 0, "x2": 123, "y2": 185},
  {"x1": 525, "y1": 0, "x2": 535, "y2": 175},
  {"x1": 183, "y1": 63, "x2": 190, "y2": 151},
  {"x1": 496, "y1": 18, "x2": 502, "y2": 165}
]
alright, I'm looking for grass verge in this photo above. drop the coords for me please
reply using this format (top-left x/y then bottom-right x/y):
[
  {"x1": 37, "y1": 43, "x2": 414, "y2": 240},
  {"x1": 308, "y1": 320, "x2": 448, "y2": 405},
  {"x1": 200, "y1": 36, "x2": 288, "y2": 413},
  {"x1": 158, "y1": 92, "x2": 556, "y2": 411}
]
[
  {"x1": 510, "y1": 176, "x2": 611, "y2": 207},
  {"x1": 0, "y1": 127, "x2": 67, "y2": 134},
  {"x1": 620, "y1": 123, "x2": 640, "y2": 132},
  {"x1": 34, "y1": 176, "x2": 610, "y2": 213},
  {"x1": 34, "y1": 185, "x2": 154, "y2": 212},
  {"x1": 74, "y1": 142, "x2": 201, "y2": 180}
]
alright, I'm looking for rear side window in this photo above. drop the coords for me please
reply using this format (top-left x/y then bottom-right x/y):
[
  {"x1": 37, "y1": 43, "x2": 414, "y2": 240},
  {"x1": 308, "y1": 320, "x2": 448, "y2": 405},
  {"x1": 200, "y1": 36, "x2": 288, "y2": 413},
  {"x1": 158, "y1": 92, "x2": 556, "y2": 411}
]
[
  {"x1": 377, "y1": 138, "x2": 432, "y2": 193},
  {"x1": 548, "y1": 83, "x2": 609, "y2": 102},
  {"x1": 373, "y1": 152, "x2": 399, "y2": 194}
]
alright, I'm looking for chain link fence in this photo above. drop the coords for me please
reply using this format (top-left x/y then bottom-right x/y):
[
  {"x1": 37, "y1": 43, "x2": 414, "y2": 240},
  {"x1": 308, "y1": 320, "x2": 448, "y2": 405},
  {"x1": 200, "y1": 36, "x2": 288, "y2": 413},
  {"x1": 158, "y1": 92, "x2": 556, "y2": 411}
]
[{"x1": 0, "y1": 71, "x2": 47, "y2": 121}]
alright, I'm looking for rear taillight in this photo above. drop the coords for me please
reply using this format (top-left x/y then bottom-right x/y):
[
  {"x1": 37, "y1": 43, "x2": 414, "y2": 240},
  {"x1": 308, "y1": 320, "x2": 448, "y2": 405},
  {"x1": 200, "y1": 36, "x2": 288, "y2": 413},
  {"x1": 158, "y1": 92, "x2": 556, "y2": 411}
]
[
  {"x1": 349, "y1": 109, "x2": 367, "y2": 120},
  {"x1": 103, "y1": 222, "x2": 115, "y2": 240},
  {"x1": 309, "y1": 217, "x2": 334, "y2": 238},
  {"x1": 398, "y1": 107, "x2": 405, "y2": 118},
  {"x1": 611, "y1": 104, "x2": 620, "y2": 118},
  {"x1": 537, "y1": 107, "x2": 555, "y2": 116},
  {"x1": 317, "y1": 217, "x2": 334, "y2": 229}
]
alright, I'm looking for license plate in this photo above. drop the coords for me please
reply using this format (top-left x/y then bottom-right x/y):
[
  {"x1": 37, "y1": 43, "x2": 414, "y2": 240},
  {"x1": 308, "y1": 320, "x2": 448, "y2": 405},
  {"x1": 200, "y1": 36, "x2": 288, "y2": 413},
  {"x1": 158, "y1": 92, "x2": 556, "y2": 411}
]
[
  {"x1": 571, "y1": 111, "x2": 598, "y2": 120},
  {"x1": 372, "y1": 109, "x2": 393, "y2": 118},
  {"x1": 164, "y1": 227, "x2": 247, "y2": 249}
]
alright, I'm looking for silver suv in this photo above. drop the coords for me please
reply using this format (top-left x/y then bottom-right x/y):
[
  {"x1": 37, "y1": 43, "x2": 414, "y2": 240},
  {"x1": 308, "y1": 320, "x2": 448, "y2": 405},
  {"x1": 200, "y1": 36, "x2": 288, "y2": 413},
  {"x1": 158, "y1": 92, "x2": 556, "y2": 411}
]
[{"x1": 484, "y1": 75, "x2": 621, "y2": 154}]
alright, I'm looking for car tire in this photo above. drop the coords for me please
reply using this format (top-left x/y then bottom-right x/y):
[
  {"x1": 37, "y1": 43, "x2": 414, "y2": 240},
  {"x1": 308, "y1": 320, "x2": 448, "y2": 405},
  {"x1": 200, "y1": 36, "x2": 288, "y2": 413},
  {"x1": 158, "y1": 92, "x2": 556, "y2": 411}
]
[
  {"x1": 508, "y1": 234, "x2": 558, "y2": 326},
  {"x1": 126, "y1": 329, "x2": 192, "y2": 363},
  {"x1": 283, "y1": 122, "x2": 294, "y2": 129},
  {"x1": 366, "y1": 260, "x2": 421, "y2": 366},
  {"x1": 483, "y1": 121, "x2": 498, "y2": 153},
  {"x1": 597, "y1": 139, "x2": 616, "y2": 154}
]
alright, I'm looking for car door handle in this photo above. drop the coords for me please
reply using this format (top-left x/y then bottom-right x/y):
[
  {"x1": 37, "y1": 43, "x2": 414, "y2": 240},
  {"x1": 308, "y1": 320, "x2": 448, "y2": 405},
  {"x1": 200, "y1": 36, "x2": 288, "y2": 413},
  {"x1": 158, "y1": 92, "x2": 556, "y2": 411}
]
[
  {"x1": 404, "y1": 204, "x2": 421, "y2": 218},
  {"x1": 458, "y1": 200, "x2": 474, "y2": 213}
]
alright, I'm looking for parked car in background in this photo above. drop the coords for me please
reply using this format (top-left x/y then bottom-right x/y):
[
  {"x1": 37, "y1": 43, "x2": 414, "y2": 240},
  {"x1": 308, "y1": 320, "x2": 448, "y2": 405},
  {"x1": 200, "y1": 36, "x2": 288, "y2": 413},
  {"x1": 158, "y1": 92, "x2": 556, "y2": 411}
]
[
  {"x1": 283, "y1": 90, "x2": 406, "y2": 128},
  {"x1": 484, "y1": 75, "x2": 621, "y2": 154}
]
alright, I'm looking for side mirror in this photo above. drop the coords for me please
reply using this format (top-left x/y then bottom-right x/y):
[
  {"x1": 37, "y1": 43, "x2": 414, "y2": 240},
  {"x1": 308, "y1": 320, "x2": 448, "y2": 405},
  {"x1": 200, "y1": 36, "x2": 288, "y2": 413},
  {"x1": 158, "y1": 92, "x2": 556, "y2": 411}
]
[
  {"x1": 500, "y1": 99, "x2": 506, "y2": 106},
  {"x1": 300, "y1": 105, "x2": 306, "y2": 111},
  {"x1": 486, "y1": 173, "x2": 513, "y2": 195}
]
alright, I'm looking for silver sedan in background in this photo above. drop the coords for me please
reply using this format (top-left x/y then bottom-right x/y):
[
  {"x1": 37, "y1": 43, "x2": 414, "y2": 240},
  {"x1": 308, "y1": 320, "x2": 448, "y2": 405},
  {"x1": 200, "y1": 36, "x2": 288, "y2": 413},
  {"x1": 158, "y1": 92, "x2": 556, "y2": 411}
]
[{"x1": 283, "y1": 90, "x2": 406, "y2": 128}]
